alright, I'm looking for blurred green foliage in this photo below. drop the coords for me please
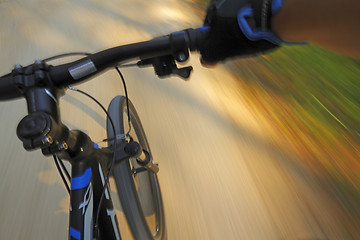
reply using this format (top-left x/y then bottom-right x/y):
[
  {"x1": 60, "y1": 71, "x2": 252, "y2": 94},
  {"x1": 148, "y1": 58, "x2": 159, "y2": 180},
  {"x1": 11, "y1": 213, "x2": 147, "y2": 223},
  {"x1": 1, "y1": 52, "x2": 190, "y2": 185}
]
[
  {"x1": 267, "y1": 45, "x2": 360, "y2": 136},
  {"x1": 230, "y1": 45, "x2": 360, "y2": 218},
  {"x1": 190, "y1": 0, "x2": 360, "y2": 220}
]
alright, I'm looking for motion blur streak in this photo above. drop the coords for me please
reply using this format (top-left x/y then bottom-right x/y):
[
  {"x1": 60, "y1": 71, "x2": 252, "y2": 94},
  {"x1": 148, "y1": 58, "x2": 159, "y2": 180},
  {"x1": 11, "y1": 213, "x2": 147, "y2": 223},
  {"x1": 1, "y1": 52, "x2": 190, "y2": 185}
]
[{"x1": 0, "y1": 0, "x2": 359, "y2": 239}]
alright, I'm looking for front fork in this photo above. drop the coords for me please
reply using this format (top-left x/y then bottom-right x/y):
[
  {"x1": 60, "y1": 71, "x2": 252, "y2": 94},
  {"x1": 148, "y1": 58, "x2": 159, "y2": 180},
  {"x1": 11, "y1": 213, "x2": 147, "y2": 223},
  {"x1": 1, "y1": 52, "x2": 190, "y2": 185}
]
[
  {"x1": 15, "y1": 86, "x2": 152, "y2": 239},
  {"x1": 68, "y1": 161, "x2": 94, "y2": 240},
  {"x1": 66, "y1": 134, "x2": 157, "y2": 240},
  {"x1": 16, "y1": 110, "x2": 122, "y2": 239},
  {"x1": 66, "y1": 134, "x2": 148, "y2": 240},
  {"x1": 58, "y1": 133, "x2": 122, "y2": 240},
  {"x1": 68, "y1": 149, "x2": 121, "y2": 240}
]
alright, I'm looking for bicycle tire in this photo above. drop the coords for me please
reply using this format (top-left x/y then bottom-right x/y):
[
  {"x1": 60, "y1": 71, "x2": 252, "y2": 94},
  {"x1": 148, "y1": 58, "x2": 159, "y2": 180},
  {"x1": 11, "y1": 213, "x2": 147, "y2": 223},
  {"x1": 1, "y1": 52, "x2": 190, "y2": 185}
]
[{"x1": 106, "y1": 96, "x2": 166, "y2": 240}]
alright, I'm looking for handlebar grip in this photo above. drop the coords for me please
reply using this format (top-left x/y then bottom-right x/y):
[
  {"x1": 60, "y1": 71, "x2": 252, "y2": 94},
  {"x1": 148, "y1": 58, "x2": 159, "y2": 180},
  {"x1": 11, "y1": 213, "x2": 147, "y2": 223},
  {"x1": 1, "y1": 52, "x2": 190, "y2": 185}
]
[
  {"x1": 0, "y1": 26, "x2": 210, "y2": 102},
  {"x1": 183, "y1": 27, "x2": 210, "y2": 52},
  {"x1": 0, "y1": 74, "x2": 22, "y2": 101}
]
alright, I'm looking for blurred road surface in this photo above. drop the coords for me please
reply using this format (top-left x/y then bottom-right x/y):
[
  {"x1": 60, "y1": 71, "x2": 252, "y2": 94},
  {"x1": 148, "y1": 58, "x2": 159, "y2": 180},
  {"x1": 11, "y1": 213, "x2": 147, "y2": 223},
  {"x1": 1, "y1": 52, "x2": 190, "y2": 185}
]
[{"x1": 0, "y1": 0, "x2": 356, "y2": 239}]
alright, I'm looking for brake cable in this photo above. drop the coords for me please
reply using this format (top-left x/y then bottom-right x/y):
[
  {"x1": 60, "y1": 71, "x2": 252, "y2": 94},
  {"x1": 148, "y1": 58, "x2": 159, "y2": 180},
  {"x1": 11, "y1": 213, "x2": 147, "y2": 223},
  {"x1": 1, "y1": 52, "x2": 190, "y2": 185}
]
[{"x1": 43, "y1": 52, "x2": 133, "y2": 234}]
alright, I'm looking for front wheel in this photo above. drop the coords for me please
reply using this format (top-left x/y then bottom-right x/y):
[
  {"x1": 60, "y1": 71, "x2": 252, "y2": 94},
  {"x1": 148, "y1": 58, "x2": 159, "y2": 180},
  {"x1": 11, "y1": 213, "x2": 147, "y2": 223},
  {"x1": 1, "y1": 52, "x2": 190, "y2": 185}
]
[{"x1": 107, "y1": 96, "x2": 166, "y2": 240}]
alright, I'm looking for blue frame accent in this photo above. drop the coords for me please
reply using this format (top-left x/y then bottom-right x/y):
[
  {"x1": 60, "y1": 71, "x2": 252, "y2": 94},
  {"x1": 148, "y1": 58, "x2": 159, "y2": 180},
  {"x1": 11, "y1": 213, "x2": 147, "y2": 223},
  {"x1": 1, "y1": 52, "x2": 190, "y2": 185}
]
[
  {"x1": 69, "y1": 227, "x2": 81, "y2": 240},
  {"x1": 71, "y1": 168, "x2": 92, "y2": 190},
  {"x1": 198, "y1": 26, "x2": 210, "y2": 32}
]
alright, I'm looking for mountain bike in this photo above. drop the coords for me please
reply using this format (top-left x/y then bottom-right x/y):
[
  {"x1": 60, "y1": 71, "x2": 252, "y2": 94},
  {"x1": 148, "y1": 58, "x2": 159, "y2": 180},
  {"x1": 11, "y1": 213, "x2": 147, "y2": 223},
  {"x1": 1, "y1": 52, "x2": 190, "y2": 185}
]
[{"x1": 0, "y1": 28, "x2": 207, "y2": 240}]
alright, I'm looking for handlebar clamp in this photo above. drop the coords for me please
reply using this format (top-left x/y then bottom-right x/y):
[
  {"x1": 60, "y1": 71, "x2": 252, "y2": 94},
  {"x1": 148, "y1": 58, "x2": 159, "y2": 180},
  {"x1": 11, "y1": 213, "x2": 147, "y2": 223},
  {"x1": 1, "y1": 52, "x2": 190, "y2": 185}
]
[{"x1": 11, "y1": 60, "x2": 52, "y2": 92}]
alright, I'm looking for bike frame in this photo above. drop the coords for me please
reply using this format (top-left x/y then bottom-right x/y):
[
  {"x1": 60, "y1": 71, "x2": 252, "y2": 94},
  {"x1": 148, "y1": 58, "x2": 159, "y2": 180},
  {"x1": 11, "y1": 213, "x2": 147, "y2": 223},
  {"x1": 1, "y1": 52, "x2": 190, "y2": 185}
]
[
  {"x1": 21, "y1": 87, "x2": 123, "y2": 240},
  {"x1": 1, "y1": 27, "x2": 208, "y2": 240},
  {"x1": 66, "y1": 137, "x2": 121, "y2": 240}
]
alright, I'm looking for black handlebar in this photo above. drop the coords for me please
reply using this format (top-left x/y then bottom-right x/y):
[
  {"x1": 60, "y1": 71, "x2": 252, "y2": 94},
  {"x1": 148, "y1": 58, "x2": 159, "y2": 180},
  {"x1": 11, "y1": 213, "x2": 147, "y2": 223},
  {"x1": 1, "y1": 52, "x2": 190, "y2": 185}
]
[
  {"x1": 0, "y1": 73, "x2": 20, "y2": 100},
  {"x1": 0, "y1": 27, "x2": 208, "y2": 102}
]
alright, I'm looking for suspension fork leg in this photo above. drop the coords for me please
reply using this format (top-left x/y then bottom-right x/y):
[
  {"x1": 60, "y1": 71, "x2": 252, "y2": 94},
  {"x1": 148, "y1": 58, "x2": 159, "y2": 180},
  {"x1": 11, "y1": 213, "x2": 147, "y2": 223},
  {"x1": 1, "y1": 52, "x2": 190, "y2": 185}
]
[
  {"x1": 68, "y1": 161, "x2": 94, "y2": 240},
  {"x1": 67, "y1": 148, "x2": 121, "y2": 240}
]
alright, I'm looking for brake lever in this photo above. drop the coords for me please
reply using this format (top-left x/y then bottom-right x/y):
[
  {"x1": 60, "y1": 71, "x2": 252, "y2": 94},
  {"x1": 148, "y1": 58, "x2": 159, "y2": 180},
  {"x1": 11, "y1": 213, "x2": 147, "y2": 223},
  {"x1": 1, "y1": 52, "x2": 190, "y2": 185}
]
[
  {"x1": 172, "y1": 66, "x2": 193, "y2": 79},
  {"x1": 137, "y1": 55, "x2": 193, "y2": 80}
]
